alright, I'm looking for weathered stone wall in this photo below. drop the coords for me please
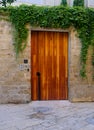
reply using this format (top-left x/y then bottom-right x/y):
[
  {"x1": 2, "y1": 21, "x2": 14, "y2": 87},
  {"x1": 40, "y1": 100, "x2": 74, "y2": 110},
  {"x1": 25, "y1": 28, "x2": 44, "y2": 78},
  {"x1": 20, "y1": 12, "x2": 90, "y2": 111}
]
[
  {"x1": 0, "y1": 17, "x2": 94, "y2": 103},
  {"x1": 69, "y1": 28, "x2": 94, "y2": 102},
  {"x1": 0, "y1": 18, "x2": 31, "y2": 103}
]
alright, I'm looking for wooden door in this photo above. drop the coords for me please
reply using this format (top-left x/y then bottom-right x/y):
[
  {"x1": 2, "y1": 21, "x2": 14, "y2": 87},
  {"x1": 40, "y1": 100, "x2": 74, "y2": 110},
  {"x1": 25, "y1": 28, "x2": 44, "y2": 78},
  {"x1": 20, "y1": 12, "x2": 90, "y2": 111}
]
[{"x1": 31, "y1": 31, "x2": 68, "y2": 100}]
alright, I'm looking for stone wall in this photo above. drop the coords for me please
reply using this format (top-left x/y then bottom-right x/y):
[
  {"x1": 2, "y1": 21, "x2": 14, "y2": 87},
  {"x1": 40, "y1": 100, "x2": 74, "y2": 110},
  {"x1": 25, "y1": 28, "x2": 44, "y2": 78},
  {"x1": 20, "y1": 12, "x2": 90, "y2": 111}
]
[
  {"x1": 0, "y1": 17, "x2": 94, "y2": 103},
  {"x1": 0, "y1": 18, "x2": 31, "y2": 103},
  {"x1": 69, "y1": 28, "x2": 94, "y2": 102}
]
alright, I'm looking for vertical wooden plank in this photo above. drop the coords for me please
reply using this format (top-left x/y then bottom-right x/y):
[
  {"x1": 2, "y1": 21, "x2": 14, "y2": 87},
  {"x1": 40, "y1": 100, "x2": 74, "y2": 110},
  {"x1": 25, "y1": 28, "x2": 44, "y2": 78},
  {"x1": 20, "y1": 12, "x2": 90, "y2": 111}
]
[
  {"x1": 48, "y1": 31, "x2": 54, "y2": 100},
  {"x1": 57, "y1": 32, "x2": 68, "y2": 100},
  {"x1": 47, "y1": 32, "x2": 52, "y2": 100},
  {"x1": 37, "y1": 31, "x2": 46, "y2": 100},
  {"x1": 52, "y1": 32, "x2": 56, "y2": 99},
  {"x1": 45, "y1": 31, "x2": 49, "y2": 100},
  {"x1": 51, "y1": 32, "x2": 54, "y2": 99},
  {"x1": 59, "y1": 32, "x2": 64, "y2": 99},
  {"x1": 53, "y1": 32, "x2": 57, "y2": 99},
  {"x1": 31, "y1": 31, "x2": 38, "y2": 100},
  {"x1": 60, "y1": 32, "x2": 68, "y2": 99},
  {"x1": 56, "y1": 32, "x2": 60, "y2": 100},
  {"x1": 42, "y1": 32, "x2": 46, "y2": 100}
]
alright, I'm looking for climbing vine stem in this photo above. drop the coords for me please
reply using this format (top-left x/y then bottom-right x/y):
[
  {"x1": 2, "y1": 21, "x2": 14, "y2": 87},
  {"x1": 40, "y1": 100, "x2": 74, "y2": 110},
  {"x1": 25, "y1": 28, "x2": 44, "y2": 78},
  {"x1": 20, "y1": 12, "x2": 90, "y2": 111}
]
[{"x1": 0, "y1": 5, "x2": 94, "y2": 78}]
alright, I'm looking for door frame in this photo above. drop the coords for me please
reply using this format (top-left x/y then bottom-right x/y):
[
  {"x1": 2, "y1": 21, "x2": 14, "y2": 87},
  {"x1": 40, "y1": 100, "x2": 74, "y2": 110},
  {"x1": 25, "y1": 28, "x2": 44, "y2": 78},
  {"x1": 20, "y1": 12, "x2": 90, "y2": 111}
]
[{"x1": 30, "y1": 28, "x2": 70, "y2": 100}]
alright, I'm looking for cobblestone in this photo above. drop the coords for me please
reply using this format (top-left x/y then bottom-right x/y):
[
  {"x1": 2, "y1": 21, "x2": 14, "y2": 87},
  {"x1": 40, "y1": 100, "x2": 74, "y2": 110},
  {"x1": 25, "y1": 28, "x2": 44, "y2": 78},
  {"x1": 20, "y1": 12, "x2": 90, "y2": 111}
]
[{"x1": 0, "y1": 101, "x2": 94, "y2": 130}]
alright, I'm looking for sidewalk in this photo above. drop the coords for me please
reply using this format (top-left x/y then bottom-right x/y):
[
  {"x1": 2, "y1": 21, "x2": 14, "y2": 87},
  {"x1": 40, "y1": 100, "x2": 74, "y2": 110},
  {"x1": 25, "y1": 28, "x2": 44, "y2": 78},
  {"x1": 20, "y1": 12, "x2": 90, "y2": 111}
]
[{"x1": 0, "y1": 101, "x2": 94, "y2": 130}]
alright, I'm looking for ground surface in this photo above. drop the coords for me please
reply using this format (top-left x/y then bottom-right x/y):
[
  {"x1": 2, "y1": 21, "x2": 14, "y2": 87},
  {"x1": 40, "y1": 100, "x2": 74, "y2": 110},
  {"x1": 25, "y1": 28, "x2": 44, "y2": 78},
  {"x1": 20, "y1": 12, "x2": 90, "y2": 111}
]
[{"x1": 0, "y1": 101, "x2": 94, "y2": 130}]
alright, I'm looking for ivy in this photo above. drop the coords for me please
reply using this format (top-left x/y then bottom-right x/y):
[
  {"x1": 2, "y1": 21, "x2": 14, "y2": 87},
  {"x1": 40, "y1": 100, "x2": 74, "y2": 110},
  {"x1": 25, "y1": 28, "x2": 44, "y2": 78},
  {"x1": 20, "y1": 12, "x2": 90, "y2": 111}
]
[
  {"x1": 73, "y1": 0, "x2": 84, "y2": 7},
  {"x1": 61, "y1": 0, "x2": 67, "y2": 6},
  {"x1": 0, "y1": 5, "x2": 94, "y2": 78},
  {"x1": 0, "y1": 0, "x2": 16, "y2": 7}
]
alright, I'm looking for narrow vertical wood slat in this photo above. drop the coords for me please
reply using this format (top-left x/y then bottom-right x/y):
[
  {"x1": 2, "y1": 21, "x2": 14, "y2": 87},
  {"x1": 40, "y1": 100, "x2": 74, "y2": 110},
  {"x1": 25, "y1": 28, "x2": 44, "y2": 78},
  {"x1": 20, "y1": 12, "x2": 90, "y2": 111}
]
[
  {"x1": 59, "y1": 32, "x2": 64, "y2": 99},
  {"x1": 31, "y1": 31, "x2": 38, "y2": 100},
  {"x1": 37, "y1": 32, "x2": 43, "y2": 99},
  {"x1": 57, "y1": 32, "x2": 59, "y2": 99},
  {"x1": 61, "y1": 32, "x2": 68, "y2": 99},
  {"x1": 47, "y1": 32, "x2": 50, "y2": 99},
  {"x1": 52, "y1": 32, "x2": 55, "y2": 99},
  {"x1": 52, "y1": 32, "x2": 56, "y2": 99},
  {"x1": 45, "y1": 31, "x2": 48, "y2": 100}
]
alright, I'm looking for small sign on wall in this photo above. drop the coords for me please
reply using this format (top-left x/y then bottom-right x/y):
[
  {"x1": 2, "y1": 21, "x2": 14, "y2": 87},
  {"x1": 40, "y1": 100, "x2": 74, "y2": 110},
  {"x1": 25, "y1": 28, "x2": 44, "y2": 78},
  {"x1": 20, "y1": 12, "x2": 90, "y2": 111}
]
[
  {"x1": 18, "y1": 64, "x2": 30, "y2": 71},
  {"x1": 18, "y1": 59, "x2": 30, "y2": 71}
]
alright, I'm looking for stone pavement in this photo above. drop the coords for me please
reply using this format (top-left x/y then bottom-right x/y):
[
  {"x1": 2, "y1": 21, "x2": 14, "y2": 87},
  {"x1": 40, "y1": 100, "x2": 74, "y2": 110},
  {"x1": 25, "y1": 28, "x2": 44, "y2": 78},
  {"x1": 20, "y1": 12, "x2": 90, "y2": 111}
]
[{"x1": 0, "y1": 101, "x2": 94, "y2": 130}]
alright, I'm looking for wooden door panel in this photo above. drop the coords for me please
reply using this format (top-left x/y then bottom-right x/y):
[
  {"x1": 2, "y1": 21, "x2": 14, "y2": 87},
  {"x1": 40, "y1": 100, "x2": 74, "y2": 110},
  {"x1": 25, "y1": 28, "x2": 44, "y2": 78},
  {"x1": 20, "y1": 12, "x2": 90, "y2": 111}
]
[
  {"x1": 38, "y1": 31, "x2": 47, "y2": 100},
  {"x1": 31, "y1": 31, "x2": 38, "y2": 100},
  {"x1": 31, "y1": 31, "x2": 68, "y2": 100}
]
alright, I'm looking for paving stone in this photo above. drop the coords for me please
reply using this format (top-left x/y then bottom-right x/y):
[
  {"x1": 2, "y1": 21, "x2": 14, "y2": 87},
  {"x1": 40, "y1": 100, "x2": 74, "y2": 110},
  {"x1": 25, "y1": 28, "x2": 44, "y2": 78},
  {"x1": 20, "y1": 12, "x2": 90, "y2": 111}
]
[
  {"x1": 79, "y1": 124, "x2": 94, "y2": 130},
  {"x1": 31, "y1": 124, "x2": 46, "y2": 130},
  {"x1": 41, "y1": 121, "x2": 56, "y2": 127},
  {"x1": 0, "y1": 101, "x2": 93, "y2": 130},
  {"x1": 45, "y1": 125, "x2": 70, "y2": 130},
  {"x1": 86, "y1": 116, "x2": 94, "y2": 125},
  {"x1": 33, "y1": 107, "x2": 52, "y2": 113},
  {"x1": 0, "y1": 126, "x2": 17, "y2": 130}
]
